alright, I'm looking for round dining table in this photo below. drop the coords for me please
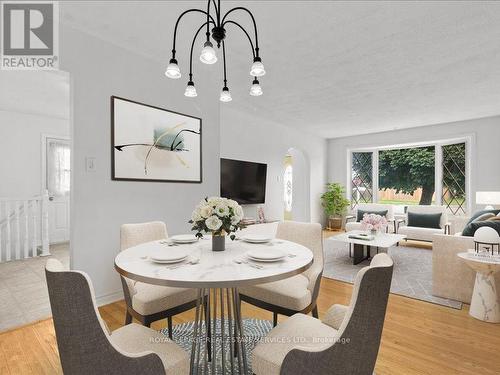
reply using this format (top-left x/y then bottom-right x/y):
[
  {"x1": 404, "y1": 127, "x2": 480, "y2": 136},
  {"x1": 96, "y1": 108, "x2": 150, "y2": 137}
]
[{"x1": 114, "y1": 236, "x2": 313, "y2": 375}]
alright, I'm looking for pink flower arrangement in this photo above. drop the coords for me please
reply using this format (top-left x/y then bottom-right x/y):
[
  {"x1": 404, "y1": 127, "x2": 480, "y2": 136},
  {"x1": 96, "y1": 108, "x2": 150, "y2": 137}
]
[{"x1": 361, "y1": 213, "x2": 388, "y2": 233}]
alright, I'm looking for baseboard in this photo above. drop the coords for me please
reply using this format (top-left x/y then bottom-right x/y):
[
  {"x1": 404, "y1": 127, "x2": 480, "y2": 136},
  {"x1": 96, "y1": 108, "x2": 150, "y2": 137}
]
[{"x1": 96, "y1": 289, "x2": 124, "y2": 307}]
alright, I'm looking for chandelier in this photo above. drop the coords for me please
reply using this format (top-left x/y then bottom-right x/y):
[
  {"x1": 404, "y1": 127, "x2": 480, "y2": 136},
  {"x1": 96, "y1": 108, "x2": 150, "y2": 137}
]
[{"x1": 165, "y1": 0, "x2": 265, "y2": 102}]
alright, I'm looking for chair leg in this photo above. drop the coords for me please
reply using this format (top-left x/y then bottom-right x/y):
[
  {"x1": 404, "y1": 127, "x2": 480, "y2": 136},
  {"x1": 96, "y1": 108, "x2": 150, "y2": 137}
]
[
  {"x1": 167, "y1": 316, "x2": 173, "y2": 339},
  {"x1": 204, "y1": 299, "x2": 212, "y2": 362},
  {"x1": 125, "y1": 311, "x2": 132, "y2": 325},
  {"x1": 273, "y1": 312, "x2": 278, "y2": 327},
  {"x1": 312, "y1": 306, "x2": 319, "y2": 319}
]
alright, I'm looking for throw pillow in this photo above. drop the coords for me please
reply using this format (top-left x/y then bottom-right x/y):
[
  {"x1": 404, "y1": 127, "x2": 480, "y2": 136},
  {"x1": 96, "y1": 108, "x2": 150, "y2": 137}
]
[
  {"x1": 487, "y1": 216, "x2": 500, "y2": 221},
  {"x1": 407, "y1": 212, "x2": 442, "y2": 229},
  {"x1": 356, "y1": 209, "x2": 388, "y2": 222},
  {"x1": 472, "y1": 213, "x2": 496, "y2": 222},
  {"x1": 462, "y1": 221, "x2": 500, "y2": 237},
  {"x1": 466, "y1": 209, "x2": 500, "y2": 226}
]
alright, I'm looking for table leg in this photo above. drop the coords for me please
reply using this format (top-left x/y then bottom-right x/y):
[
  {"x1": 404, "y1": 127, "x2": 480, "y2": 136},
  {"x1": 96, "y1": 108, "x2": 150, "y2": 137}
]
[
  {"x1": 352, "y1": 244, "x2": 370, "y2": 265},
  {"x1": 469, "y1": 272, "x2": 500, "y2": 323},
  {"x1": 190, "y1": 288, "x2": 249, "y2": 374}
]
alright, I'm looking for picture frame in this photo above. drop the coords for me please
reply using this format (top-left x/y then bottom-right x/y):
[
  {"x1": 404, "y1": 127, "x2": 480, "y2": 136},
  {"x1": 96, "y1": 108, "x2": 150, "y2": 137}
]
[{"x1": 111, "y1": 96, "x2": 202, "y2": 183}]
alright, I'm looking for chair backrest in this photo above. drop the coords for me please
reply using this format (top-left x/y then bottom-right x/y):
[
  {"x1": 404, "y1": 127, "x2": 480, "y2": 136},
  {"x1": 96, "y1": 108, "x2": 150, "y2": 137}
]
[
  {"x1": 406, "y1": 205, "x2": 448, "y2": 228},
  {"x1": 280, "y1": 253, "x2": 394, "y2": 375},
  {"x1": 45, "y1": 259, "x2": 165, "y2": 375},
  {"x1": 276, "y1": 221, "x2": 323, "y2": 294},
  {"x1": 356, "y1": 203, "x2": 394, "y2": 221},
  {"x1": 120, "y1": 221, "x2": 168, "y2": 250}
]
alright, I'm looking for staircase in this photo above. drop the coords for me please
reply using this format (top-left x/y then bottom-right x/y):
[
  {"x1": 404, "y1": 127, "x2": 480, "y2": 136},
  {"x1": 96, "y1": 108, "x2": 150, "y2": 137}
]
[{"x1": 0, "y1": 190, "x2": 50, "y2": 262}]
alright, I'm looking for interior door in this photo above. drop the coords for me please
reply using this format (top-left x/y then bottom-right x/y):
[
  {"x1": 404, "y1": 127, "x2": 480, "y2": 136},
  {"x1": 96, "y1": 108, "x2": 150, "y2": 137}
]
[{"x1": 45, "y1": 137, "x2": 70, "y2": 243}]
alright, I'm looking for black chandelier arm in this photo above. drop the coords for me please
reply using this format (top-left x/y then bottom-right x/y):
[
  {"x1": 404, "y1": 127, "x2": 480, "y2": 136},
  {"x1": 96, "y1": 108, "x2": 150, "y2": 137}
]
[
  {"x1": 222, "y1": 40, "x2": 227, "y2": 86},
  {"x1": 221, "y1": 7, "x2": 260, "y2": 56},
  {"x1": 211, "y1": 0, "x2": 220, "y2": 25},
  {"x1": 223, "y1": 20, "x2": 255, "y2": 59},
  {"x1": 189, "y1": 21, "x2": 214, "y2": 80},
  {"x1": 172, "y1": 9, "x2": 216, "y2": 58}
]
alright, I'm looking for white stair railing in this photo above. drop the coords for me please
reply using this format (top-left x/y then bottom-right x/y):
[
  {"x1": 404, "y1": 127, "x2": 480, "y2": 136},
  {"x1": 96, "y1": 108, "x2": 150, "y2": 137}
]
[{"x1": 0, "y1": 190, "x2": 50, "y2": 262}]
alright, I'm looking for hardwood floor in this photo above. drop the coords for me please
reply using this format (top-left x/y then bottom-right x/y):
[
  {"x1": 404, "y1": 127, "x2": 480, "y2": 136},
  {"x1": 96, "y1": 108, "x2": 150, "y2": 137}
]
[{"x1": 1, "y1": 275, "x2": 500, "y2": 374}]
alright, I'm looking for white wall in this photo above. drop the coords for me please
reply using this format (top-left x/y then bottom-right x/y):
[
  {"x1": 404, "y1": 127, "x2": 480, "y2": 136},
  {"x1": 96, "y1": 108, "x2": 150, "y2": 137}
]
[
  {"x1": 220, "y1": 106, "x2": 327, "y2": 225},
  {"x1": 328, "y1": 116, "x2": 500, "y2": 213},
  {"x1": 60, "y1": 23, "x2": 220, "y2": 302},
  {"x1": 0, "y1": 71, "x2": 69, "y2": 198}
]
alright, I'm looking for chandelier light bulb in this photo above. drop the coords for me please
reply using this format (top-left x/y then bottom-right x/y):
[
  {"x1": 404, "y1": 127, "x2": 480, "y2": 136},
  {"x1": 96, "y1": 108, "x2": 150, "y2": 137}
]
[
  {"x1": 220, "y1": 87, "x2": 232, "y2": 102},
  {"x1": 250, "y1": 58, "x2": 265, "y2": 77},
  {"x1": 249, "y1": 79, "x2": 263, "y2": 96},
  {"x1": 165, "y1": 58, "x2": 181, "y2": 79},
  {"x1": 200, "y1": 41, "x2": 217, "y2": 64},
  {"x1": 184, "y1": 81, "x2": 197, "y2": 97}
]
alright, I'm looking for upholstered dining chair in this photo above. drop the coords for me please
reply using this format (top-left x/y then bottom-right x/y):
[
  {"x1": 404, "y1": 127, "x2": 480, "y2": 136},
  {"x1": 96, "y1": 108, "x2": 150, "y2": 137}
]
[
  {"x1": 45, "y1": 259, "x2": 189, "y2": 375},
  {"x1": 251, "y1": 253, "x2": 394, "y2": 375},
  {"x1": 120, "y1": 221, "x2": 199, "y2": 338},
  {"x1": 239, "y1": 221, "x2": 324, "y2": 326}
]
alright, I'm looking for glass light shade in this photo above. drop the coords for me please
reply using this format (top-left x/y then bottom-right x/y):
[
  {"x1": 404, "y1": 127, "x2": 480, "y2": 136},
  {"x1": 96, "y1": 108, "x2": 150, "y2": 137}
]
[
  {"x1": 250, "y1": 81, "x2": 263, "y2": 96},
  {"x1": 165, "y1": 62, "x2": 181, "y2": 79},
  {"x1": 184, "y1": 83, "x2": 197, "y2": 97},
  {"x1": 250, "y1": 60, "x2": 265, "y2": 77},
  {"x1": 200, "y1": 42, "x2": 217, "y2": 64},
  {"x1": 220, "y1": 88, "x2": 232, "y2": 102}
]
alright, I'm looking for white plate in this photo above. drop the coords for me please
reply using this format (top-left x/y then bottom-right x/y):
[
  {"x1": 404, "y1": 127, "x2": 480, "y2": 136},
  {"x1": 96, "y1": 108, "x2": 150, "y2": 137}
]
[
  {"x1": 170, "y1": 234, "x2": 199, "y2": 244},
  {"x1": 241, "y1": 234, "x2": 272, "y2": 243},
  {"x1": 150, "y1": 248, "x2": 190, "y2": 263},
  {"x1": 245, "y1": 248, "x2": 286, "y2": 261},
  {"x1": 150, "y1": 256, "x2": 188, "y2": 264}
]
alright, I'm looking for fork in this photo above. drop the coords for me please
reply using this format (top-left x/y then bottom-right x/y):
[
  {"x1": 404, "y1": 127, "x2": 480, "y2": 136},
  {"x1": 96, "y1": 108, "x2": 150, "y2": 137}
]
[{"x1": 233, "y1": 258, "x2": 263, "y2": 269}]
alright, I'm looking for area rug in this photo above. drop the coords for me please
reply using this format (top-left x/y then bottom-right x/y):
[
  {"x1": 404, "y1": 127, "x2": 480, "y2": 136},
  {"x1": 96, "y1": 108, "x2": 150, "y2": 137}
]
[
  {"x1": 160, "y1": 318, "x2": 272, "y2": 374},
  {"x1": 323, "y1": 238, "x2": 463, "y2": 309}
]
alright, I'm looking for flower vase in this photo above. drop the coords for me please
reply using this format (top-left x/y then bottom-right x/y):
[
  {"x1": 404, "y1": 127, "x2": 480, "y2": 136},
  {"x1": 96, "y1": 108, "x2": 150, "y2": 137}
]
[{"x1": 212, "y1": 233, "x2": 226, "y2": 251}]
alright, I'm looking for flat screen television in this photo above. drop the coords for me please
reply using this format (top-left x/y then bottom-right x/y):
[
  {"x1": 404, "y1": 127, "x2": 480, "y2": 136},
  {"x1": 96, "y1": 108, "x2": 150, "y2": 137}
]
[{"x1": 220, "y1": 158, "x2": 267, "y2": 204}]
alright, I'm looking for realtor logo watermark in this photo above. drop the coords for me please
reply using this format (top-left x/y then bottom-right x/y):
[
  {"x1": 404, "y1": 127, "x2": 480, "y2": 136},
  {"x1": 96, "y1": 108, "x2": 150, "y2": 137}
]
[{"x1": 1, "y1": 1, "x2": 59, "y2": 69}]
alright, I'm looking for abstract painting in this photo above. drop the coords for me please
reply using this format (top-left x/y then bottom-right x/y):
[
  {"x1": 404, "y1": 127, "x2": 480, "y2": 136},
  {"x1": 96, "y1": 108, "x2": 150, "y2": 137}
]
[{"x1": 111, "y1": 96, "x2": 202, "y2": 182}]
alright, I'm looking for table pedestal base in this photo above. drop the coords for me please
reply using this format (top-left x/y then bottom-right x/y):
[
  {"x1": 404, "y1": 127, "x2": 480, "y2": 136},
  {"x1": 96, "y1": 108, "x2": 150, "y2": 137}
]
[
  {"x1": 191, "y1": 288, "x2": 248, "y2": 374},
  {"x1": 470, "y1": 272, "x2": 500, "y2": 323},
  {"x1": 351, "y1": 244, "x2": 379, "y2": 265}
]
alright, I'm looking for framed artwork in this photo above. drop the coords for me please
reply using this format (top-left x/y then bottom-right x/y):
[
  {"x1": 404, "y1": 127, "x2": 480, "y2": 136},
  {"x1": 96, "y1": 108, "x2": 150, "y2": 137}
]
[{"x1": 111, "y1": 96, "x2": 202, "y2": 183}]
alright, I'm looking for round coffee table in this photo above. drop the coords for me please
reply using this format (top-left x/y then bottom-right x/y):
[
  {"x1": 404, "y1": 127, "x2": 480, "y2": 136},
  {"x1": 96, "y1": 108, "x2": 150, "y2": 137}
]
[
  {"x1": 457, "y1": 251, "x2": 500, "y2": 323},
  {"x1": 115, "y1": 237, "x2": 313, "y2": 374}
]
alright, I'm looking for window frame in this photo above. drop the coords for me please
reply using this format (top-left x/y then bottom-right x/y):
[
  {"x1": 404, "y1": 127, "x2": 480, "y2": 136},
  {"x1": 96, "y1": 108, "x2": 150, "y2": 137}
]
[{"x1": 346, "y1": 135, "x2": 473, "y2": 215}]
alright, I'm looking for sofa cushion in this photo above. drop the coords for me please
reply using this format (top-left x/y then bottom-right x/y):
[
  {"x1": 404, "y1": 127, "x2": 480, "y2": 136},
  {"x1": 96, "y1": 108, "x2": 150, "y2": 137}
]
[
  {"x1": 472, "y1": 213, "x2": 496, "y2": 222},
  {"x1": 398, "y1": 226, "x2": 444, "y2": 242},
  {"x1": 462, "y1": 221, "x2": 500, "y2": 237},
  {"x1": 466, "y1": 209, "x2": 500, "y2": 226},
  {"x1": 407, "y1": 212, "x2": 442, "y2": 229},
  {"x1": 356, "y1": 209, "x2": 388, "y2": 222}
]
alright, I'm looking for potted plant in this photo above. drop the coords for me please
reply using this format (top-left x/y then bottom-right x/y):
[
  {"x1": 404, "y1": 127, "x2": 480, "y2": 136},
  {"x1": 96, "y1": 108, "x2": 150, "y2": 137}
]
[{"x1": 321, "y1": 183, "x2": 350, "y2": 230}]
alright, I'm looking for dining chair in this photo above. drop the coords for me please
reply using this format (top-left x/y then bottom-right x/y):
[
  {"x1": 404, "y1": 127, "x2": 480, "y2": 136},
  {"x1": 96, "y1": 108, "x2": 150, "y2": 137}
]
[
  {"x1": 45, "y1": 259, "x2": 189, "y2": 375},
  {"x1": 251, "y1": 253, "x2": 394, "y2": 375},
  {"x1": 238, "y1": 221, "x2": 324, "y2": 326},
  {"x1": 120, "y1": 221, "x2": 200, "y2": 339}
]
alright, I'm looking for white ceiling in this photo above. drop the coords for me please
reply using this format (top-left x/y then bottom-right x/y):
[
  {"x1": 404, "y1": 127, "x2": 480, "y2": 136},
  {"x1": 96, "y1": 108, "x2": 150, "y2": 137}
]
[{"x1": 61, "y1": 1, "x2": 500, "y2": 138}]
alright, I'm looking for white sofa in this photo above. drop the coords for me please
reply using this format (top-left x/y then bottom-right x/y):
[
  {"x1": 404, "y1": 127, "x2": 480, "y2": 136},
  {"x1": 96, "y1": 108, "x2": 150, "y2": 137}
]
[
  {"x1": 397, "y1": 205, "x2": 450, "y2": 242},
  {"x1": 345, "y1": 203, "x2": 395, "y2": 232}
]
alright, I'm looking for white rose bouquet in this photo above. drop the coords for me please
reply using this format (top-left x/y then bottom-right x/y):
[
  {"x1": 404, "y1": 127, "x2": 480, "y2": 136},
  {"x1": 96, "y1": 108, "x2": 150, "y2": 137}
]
[{"x1": 189, "y1": 197, "x2": 246, "y2": 240}]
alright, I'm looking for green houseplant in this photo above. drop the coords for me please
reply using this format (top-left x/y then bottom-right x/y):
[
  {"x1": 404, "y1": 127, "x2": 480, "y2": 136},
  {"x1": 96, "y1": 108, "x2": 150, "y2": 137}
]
[{"x1": 321, "y1": 183, "x2": 350, "y2": 229}]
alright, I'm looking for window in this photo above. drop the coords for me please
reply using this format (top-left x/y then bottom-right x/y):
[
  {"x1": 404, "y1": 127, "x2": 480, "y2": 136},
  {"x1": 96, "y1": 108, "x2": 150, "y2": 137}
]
[
  {"x1": 283, "y1": 155, "x2": 293, "y2": 220},
  {"x1": 351, "y1": 152, "x2": 373, "y2": 208},
  {"x1": 47, "y1": 138, "x2": 71, "y2": 197},
  {"x1": 349, "y1": 139, "x2": 469, "y2": 215},
  {"x1": 442, "y1": 142, "x2": 466, "y2": 215},
  {"x1": 378, "y1": 146, "x2": 435, "y2": 206}
]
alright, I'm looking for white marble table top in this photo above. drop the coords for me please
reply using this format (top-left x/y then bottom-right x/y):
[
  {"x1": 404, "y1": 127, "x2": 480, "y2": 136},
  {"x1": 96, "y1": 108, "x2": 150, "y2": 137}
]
[
  {"x1": 115, "y1": 237, "x2": 313, "y2": 288},
  {"x1": 329, "y1": 230, "x2": 406, "y2": 248},
  {"x1": 457, "y1": 251, "x2": 500, "y2": 271}
]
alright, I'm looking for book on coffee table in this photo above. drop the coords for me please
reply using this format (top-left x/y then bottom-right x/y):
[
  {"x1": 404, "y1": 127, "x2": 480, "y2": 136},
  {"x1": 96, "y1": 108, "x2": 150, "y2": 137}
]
[{"x1": 348, "y1": 233, "x2": 375, "y2": 241}]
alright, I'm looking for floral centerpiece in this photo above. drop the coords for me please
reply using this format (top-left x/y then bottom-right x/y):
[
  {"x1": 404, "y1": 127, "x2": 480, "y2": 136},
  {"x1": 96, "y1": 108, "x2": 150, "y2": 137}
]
[
  {"x1": 360, "y1": 213, "x2": 388, "y2": 234},
  {"x1": 189, "y1": 197, "x2": 246, "y2": 251}
]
